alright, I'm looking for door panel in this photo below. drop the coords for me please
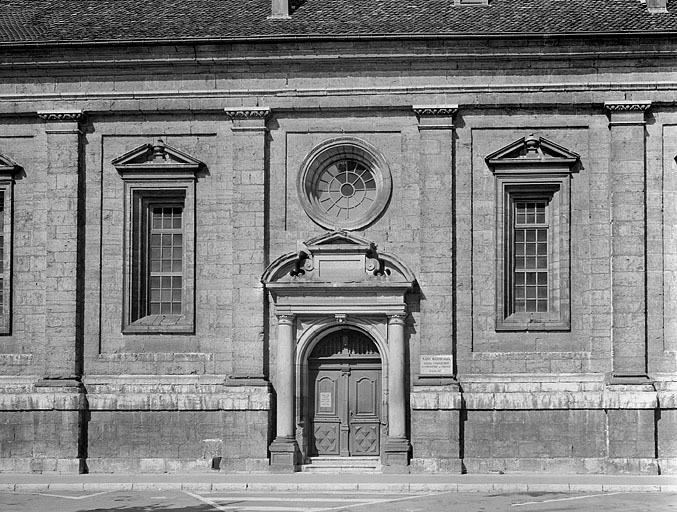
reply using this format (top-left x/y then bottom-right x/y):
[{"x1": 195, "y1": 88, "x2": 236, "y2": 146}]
[
  {"x1": 310, "y1": 369, "x2": 342, "y2": 456},
  {"x1": 308, "y1": 331, "x2": 381, "y2": 457},
  {"x1": 348, "y1": 369, "x2": 381, "y2": 455}
]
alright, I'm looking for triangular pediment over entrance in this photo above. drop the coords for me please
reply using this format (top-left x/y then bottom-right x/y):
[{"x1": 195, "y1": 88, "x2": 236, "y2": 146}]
[{"x1": 262, "y1": 231, "x2": 415, "y2": 316}]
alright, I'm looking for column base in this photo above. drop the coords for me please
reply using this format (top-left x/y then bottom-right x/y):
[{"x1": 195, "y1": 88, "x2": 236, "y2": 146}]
[
  {"x1": 383, "y1": 436, "x2": 411, "y2": 473},
  {"x1": 269, "y1": 437, "x2": 300, "y2": 473}
]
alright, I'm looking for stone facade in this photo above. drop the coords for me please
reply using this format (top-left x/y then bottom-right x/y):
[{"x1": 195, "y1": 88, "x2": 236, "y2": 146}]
[{"x1": 0, "y1": 15, "x2": 675, "y2": 474}]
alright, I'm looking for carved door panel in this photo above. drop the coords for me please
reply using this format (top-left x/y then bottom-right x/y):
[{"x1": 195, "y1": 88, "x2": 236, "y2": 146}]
[
  {"x1": 310, "y1": 369, "x2": 342, "y2": 456},
  {"x1": 348, "y1": 368, "x2": 381, "y2": 455}
]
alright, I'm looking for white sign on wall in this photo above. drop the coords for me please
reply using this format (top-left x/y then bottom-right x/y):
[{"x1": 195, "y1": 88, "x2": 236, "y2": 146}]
[{"x1": 420, "y1": 355, "x2": 454, "y2": 375}]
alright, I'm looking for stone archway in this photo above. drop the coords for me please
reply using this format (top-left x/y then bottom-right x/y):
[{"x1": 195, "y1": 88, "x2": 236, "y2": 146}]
[{"x1": 262, "y1": 231, "x2": 416, "y2": 473}]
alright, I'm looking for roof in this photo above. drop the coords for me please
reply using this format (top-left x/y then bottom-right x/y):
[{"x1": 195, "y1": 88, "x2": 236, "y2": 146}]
[{"x1": 1, "y1": 0, "x2": 677, "y2": 45}]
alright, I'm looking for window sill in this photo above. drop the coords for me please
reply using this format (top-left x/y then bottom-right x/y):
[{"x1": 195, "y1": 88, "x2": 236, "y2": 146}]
[
  {"x1": 123, "y1": 314, "x2": 194, "y2": 335},
  {"x1": 496, "y1": 313, "x2": 569, "y2": 332}
]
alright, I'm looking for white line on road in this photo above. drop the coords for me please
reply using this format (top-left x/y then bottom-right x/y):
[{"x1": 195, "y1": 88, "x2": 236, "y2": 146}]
[
  {"x1": 183, "y1": 490, "x2": 235, "y2": 512},
  {"x1": 512, "y1": 492, "x2": 626, "y2": 507},
  {"x1": 319, "y1": 491, "x2": 452, "y2": 512},
  {"x1": 207, "y1": 497, "x2": 392, "y2": 503},
  {"x1": 0, "y1": 490, "x2": 114, "y2": 500}
]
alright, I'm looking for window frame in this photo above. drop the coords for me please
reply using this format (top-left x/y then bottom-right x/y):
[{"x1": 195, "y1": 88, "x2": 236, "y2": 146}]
[
  {"x1": 486, "y1": 135, "x2": 579, "y2": 332},
  {"x1": 498, "y1": 183, "x2": 567, "y2": 331},
  {"x1": 124, "y1": 184, "x2": 194, "y2": 334},
  {"x1": 113, "y1": 140, "x2": 201, "y2": 335},
  {"x1": 297, "y1": 136, "x2": 392, "y2": 231},
  {"x1": 128, "y1": 190, "x2": 191, "y2": 329},
  {"x1": 0, "y1": 154, "x2": 19, "y2": 336}
]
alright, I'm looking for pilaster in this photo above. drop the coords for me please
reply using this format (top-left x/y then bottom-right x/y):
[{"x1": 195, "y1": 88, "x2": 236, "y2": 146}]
[
  {"x1": 36, "y1": 110, "x2": 86, "y2": 384},
  {"x1": 34, "y1": 110, "x2": 87, "y2": 473},
  {"x1": 412, "y1": 105, "x2": 459, "y2": 387},
  {"x1": 604, "y1": 101, "x2": 652, "y2": 385},
  {"x1": 603, "y1": 101, "x2": 657, "y2": 474},
  {"x1": 225, "y1": 107, "x2": 271, "y2": 383}
]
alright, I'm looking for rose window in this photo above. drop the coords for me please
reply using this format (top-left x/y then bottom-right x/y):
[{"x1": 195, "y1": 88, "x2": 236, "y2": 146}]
[{"x1": 298, "y1": 137, "x2": 392, "y2": 230}]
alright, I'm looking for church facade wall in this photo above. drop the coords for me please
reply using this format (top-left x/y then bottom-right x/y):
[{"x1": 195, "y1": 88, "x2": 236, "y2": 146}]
[{"x1": 0, "y1": 37, "x2": 674, "y2": 473}]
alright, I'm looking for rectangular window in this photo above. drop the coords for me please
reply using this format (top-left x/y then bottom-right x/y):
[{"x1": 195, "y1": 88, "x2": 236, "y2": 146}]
[
  {"x1": 496, "y1": 185, "x2": 569, "y2": 331},
  {"x1": 512, "y1": 199, "x2": 549, "y2": 314},
  {"x1": 148, "y1": 205, "x2": 183, "y2": 316},
  {"x1": 487, "y1": 135, "x2": 577, "y2": 332},
  {"x1": 124, "y1": 188, "x2": 194, "y2": 334}
]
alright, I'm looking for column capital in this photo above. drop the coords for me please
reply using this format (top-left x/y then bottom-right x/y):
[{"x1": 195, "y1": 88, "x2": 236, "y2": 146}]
[
  {"x1": 224, "y1": 107, "x2": 271, "y2": 120},
  {"x1": 37, "y1": 110, "x2": 87, "y2": 123},
  {"x1": 276, "y1": 314, "x2": 295, "y2": 325},
  {"x1": 387, "y1": 313, "x2": 407, "y2": 325},
  {"x1": 604, "y1": 101, "x2": 651, "y2": 126},
  {"x1": 412, "y1": 104, "x2": 458, "y2": 131},
  {"x1": 225, "y1": 107, "x2": 271, "y2": 131}
]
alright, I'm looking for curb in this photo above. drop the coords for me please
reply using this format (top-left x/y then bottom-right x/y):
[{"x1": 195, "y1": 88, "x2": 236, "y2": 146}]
[{"x1": 0, "y1": 482, "x2": 676, "y2": 493}]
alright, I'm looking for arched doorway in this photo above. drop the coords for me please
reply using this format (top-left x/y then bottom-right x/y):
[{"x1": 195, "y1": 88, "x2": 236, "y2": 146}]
[
  {"x1": 307, "y1": 329, "x2": 382, "y2": 457},
  {"x1": 262, "y1": 231, "x2": 415, "y2": 472}
]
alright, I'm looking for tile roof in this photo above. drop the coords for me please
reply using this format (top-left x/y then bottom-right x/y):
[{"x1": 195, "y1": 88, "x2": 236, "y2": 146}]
[{"x1": 1, "y1": 0, "x2": 677, "y2": 44}]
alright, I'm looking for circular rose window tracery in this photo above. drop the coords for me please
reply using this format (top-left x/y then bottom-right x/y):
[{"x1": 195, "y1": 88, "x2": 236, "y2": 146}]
[{"x1": 298, "y1": 137, "x2": 392, "y2": 230}]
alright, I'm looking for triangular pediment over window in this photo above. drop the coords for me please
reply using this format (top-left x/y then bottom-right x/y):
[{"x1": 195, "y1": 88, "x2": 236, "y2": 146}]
[
  {"x1": 112, "y1": 139, "x2": 203, "y2": 180},
  {"x1": 485, "y1": 135, "x2": 580, "y2": 175},
  {"x1": 0, "y1": 152, "x2": 22, "y2": 180}
]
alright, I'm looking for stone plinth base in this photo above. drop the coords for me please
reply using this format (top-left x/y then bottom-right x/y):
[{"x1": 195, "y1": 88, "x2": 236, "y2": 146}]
[
  {"x1": 269, "y1": 437, "x2": 300, "y2": 473},
  {"x1": 383, "y1": 437, "x2": 411, "y2": 473}
]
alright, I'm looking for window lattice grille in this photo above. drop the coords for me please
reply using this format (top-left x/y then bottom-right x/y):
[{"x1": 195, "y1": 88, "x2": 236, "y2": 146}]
[
  {"x1": 148, "y1": 206, "x2": 183, "y2": 315},
  {"x1": 513, "y1": 200, "x2": 548, "y2": 313}
]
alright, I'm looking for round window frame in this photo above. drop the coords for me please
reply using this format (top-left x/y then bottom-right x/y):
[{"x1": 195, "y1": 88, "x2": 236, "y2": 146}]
[{"x1": 297, "y1": 137, "x2": 392, "y2": 231}]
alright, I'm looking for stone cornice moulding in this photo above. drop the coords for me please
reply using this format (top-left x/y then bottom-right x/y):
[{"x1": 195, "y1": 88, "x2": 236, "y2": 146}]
[{"x1": 37, "y1": 110, "x2": 87, "y2": 122}]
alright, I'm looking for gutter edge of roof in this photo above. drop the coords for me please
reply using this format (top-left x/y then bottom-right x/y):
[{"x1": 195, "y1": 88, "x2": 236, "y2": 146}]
[{"x1": 1, "y1": 30, "x2": 677, "y2": 48}]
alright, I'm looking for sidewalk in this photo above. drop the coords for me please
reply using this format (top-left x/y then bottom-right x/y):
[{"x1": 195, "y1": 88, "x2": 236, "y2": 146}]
[{"x1": 0, "y1": 472, "x2": 675, "y2": 493}]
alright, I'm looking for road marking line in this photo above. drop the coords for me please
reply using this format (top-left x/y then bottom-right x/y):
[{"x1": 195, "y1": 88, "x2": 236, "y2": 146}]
[
  {"x1": 184, "y1": 491, "x2": 330, "y2": 512},
  {"x1": 319, "y1": 491, "x2": 448, "y2": 511},
  {"x1": 207, "y1": 497, "x2": 391, "y2": 503},
  {"x1": 212, "y1": 508, "x2": 326, "y2": 511},
  {"x1": 512, "y1": 492, "x2": 626, "y2": 507},
  {"x1": 0, "y1": 490, "x2": 114, "y2": 501},
  {"x1": 183, "y1": 490, "x2": 234, "y2": 512}
]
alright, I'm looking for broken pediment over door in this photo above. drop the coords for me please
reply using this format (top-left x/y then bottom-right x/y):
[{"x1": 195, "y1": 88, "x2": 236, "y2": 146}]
[{"x1": 262, "y1": 231, "x2": 416, "y2": 316}]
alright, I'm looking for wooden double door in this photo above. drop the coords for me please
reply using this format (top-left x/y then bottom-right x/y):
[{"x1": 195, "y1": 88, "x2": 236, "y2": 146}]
[{"x1": 308, "y1": 330, "x2": 382, "y2": 457}]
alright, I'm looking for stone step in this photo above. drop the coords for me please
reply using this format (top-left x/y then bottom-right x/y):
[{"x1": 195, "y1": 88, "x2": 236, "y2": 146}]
[{"x1": 302, "y1": 457, "x2": 381, "y2": 473}]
